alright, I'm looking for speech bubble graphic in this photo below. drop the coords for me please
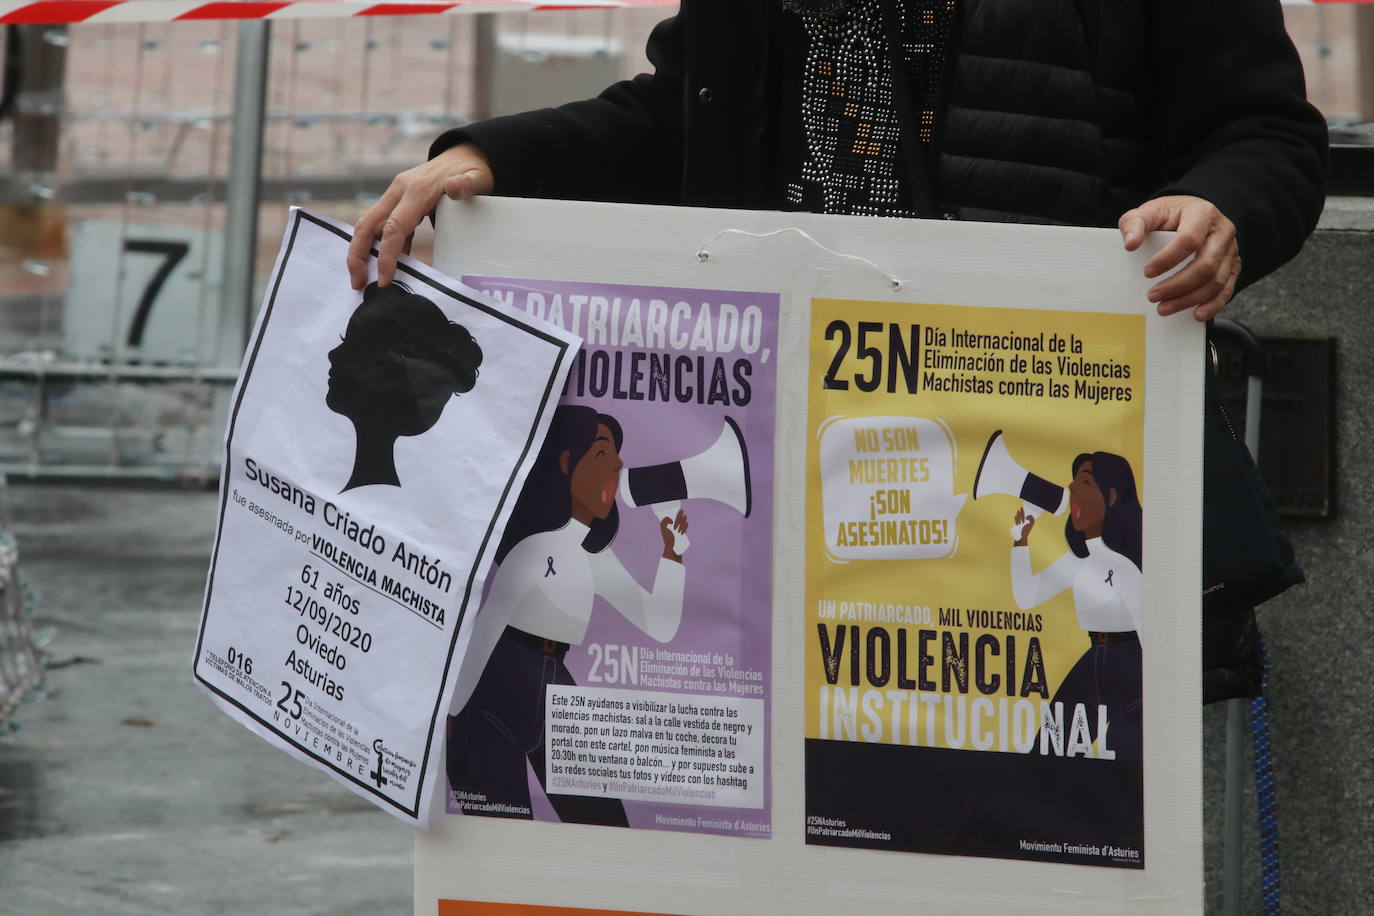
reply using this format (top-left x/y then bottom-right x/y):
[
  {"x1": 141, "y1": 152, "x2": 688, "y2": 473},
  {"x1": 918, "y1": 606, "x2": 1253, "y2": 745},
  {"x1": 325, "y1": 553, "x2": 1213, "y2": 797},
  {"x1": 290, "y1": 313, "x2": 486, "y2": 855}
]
[{"x1": 819, "y1": 415, "x2": 967, "y2": 561}]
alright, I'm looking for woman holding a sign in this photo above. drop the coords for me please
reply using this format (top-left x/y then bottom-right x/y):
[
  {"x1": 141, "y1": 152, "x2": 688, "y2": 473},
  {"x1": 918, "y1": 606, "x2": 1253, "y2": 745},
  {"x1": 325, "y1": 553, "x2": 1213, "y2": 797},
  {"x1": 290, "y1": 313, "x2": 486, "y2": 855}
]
[{"x1": 348, "y1": 0, "x2": 1326, "y2": 330}]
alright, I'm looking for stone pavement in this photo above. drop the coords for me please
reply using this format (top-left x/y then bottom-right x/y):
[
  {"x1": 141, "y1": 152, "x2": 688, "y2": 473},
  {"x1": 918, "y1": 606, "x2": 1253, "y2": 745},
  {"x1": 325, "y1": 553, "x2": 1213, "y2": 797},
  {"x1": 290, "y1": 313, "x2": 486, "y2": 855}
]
[{"x1": 0, "y1": 483, "x2": 412, "y2": 916}]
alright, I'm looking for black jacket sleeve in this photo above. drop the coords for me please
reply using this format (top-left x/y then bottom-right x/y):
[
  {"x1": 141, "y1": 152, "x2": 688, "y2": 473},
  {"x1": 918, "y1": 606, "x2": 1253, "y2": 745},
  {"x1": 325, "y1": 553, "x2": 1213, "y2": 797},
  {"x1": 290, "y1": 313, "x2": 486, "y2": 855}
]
[
  {"x1": 428, "y1": 13, "x2": 688, "y2": 206},
  {"x1": 1148, "y1": 0, "x2": 1328, "y2": 290}
]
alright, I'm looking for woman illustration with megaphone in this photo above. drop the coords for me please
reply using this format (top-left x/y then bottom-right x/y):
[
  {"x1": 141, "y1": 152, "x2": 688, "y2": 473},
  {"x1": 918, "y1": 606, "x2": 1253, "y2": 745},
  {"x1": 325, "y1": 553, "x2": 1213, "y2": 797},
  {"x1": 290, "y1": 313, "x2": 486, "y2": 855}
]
[
  {"x1": 1010, "y1": 451, "x2": 1143, "y2": 761},
  {"x1": 446, "y1": 404, "x2": 688, "y2": 825}
]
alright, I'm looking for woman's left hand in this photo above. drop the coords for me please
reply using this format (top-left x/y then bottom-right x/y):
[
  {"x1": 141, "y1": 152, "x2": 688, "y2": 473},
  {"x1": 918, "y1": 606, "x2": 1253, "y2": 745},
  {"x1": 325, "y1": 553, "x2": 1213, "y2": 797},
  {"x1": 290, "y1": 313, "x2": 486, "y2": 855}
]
[
  {"x1": 1118, "y1": 195, "x2": 1240, "y2": 322},
  {"x1": 660, "y1": 510, "x2": 688, "y2": 562}
]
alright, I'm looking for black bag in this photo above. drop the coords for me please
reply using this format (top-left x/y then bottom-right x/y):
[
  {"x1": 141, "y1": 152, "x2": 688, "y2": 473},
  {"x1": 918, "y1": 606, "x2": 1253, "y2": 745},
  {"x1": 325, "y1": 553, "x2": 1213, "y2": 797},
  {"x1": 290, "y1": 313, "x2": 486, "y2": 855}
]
[
  {"x1": 1200, "y1": 351, "x2": 1303, "y2": 704},
  {"x1": 1201, "y1": 361, "x2": 1305, "y2": 614}
]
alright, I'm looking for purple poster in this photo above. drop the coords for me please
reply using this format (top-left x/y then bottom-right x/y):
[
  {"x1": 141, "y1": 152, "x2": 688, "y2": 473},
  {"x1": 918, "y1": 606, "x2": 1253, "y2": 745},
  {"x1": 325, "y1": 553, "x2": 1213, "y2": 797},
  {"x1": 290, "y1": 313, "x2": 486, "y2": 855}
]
[{"x1": 444, "y1": 276, "x2": 777, "y2": 838}]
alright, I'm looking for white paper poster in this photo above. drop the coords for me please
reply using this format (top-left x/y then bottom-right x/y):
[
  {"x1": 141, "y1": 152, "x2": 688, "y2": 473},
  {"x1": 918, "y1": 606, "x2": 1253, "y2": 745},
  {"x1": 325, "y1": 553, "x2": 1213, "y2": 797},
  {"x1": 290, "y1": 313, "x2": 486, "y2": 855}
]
[{"x1": 193, "y1": 208, "x2": 580, "y2": 826}]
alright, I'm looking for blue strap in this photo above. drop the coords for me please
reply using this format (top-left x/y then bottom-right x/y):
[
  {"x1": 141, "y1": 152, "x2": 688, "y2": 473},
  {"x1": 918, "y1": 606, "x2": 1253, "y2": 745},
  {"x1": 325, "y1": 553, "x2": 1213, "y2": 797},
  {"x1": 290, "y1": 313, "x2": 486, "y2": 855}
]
[{"x1": 1250, "y1": 639, "x2": 1280, "y2": 915}]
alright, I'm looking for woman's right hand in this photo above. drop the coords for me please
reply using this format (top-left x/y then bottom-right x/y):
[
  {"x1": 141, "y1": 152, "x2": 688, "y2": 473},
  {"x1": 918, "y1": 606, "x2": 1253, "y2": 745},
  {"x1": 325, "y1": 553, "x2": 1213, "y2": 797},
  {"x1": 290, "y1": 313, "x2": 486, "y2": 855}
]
[
  {"x1": 1013, "y1": 508, "x2": 1035, "y2": 547},
  {"x1": 660, "y1": 510, "x2": 688, "y2": 562},
  {"x1": 346, "y1": 142, "x2": 495, "y2": 290}
]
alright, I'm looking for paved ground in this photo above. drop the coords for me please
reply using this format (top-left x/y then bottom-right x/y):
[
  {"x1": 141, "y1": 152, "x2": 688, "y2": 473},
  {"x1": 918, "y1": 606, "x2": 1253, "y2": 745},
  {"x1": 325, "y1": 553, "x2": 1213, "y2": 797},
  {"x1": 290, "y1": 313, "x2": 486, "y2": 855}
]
[
  {"x1": 0, "y1": 482, "x2": 412, "y2": 915},
  {"x1": 0, "y1": 485, "x2": 1275, "y2": 915}
]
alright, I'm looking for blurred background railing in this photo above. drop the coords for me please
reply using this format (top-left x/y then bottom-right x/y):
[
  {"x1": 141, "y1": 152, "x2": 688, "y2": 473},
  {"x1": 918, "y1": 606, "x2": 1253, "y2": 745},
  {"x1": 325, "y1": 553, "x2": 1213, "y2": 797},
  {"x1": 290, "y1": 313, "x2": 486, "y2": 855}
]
[{"x1": 0, "y1": 5, "x2": 668, "y2": 482}]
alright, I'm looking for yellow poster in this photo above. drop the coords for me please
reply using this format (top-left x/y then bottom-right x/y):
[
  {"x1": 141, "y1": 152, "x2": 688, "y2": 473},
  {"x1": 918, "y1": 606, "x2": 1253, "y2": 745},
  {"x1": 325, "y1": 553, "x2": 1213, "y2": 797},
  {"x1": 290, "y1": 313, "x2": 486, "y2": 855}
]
[{"x1": 805, "y1": 298, "x2": 1146, "y2": 868}]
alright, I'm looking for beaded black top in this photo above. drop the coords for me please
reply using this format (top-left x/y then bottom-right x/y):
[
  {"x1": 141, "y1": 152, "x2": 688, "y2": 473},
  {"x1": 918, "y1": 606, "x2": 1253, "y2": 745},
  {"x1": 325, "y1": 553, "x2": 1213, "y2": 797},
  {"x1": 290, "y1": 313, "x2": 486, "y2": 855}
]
[{"x1": 781, "y1": 0, "x2": 958, "y2": 218}]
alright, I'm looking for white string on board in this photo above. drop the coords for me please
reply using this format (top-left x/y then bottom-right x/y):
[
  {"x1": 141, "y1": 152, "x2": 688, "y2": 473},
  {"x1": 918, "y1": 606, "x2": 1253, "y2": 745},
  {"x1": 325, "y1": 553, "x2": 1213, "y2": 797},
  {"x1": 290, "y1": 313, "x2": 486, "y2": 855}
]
[{"x1": 694, "y1": 225, "x2": 906, "y2": 291}]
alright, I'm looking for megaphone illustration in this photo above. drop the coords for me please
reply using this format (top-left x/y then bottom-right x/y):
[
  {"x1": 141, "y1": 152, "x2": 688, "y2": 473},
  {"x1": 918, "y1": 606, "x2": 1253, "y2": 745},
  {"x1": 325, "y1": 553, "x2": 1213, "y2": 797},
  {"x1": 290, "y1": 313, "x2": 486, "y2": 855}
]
[
  {"x1": 972, "y1": 430, "x2": 1068, "y2": 540},
  {"x1": 622, "y1": 416, "x2": 752, "y2": 553}
]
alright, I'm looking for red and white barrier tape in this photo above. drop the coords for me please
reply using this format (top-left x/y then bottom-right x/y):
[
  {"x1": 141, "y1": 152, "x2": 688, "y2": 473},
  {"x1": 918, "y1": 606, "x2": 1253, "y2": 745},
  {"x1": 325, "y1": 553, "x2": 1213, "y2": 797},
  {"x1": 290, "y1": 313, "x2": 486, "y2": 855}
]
[
  {"x1": 0, "y1": 0, "x2": 675, "y2": 25},
  {"x1": 0, "y1": 0, "x2": 1364, "y2": 26}
]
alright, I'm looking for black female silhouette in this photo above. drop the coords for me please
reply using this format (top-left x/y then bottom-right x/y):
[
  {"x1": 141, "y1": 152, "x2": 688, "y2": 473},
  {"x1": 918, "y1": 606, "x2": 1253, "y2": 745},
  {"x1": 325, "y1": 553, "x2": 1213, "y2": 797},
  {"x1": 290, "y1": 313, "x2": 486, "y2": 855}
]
[{"x1": 327, "y1": 281, "x2": 482, "y2": 492}]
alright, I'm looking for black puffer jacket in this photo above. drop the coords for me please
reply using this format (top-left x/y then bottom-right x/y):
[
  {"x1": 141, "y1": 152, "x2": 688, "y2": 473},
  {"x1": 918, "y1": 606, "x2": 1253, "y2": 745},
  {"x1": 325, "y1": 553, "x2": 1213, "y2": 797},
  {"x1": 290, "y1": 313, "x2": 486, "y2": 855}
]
[{"x1": 436, "y1": 0, "x2": 1326, "y2": 289}]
